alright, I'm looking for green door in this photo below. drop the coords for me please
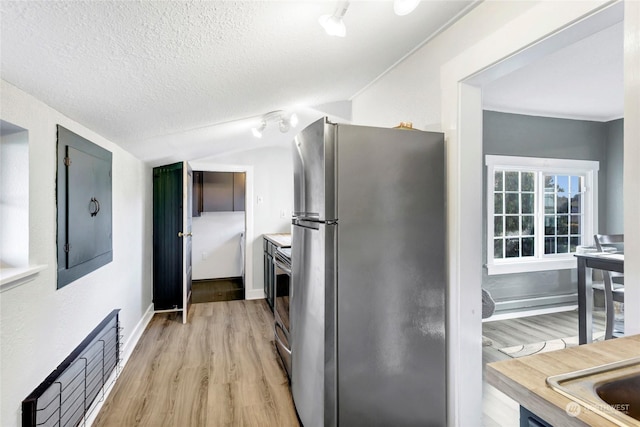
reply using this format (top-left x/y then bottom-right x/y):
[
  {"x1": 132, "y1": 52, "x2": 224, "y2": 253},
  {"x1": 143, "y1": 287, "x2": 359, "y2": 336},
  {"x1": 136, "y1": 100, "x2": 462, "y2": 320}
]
[{"x1": 153, "y1": 162, "x2": 192, "y2": 323}]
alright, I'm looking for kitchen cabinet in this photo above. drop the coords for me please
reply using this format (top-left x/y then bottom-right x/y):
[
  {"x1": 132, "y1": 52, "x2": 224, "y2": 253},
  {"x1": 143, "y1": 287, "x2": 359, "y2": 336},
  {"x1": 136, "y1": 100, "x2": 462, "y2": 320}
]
[
  {"x1": 192, "y1": 171, "x2": 245, "y2": 215},
  {"x1": 520, "y1": 406, "x2": 552, "y2": 427},
  {"x1": 263, "y1": 234, "x2": 291, "y2": 311},
  {"x1": 56, "y1": 125, "x2": 112, "y2": 289}
]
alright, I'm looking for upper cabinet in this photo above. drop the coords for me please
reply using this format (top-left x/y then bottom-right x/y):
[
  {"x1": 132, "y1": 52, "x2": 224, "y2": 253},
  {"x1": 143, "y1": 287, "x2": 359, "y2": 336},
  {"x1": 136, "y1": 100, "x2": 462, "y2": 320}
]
[{"x1": 193, "y1": 171, "x2": 245, "y2": 216}]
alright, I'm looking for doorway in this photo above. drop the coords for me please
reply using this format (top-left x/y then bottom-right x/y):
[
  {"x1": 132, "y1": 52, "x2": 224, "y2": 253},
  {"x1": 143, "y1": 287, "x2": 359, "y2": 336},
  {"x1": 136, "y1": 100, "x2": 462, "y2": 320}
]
[
  {"x1": 441, "y1": 2, "x2": 628, "y2": 425},
  {"x1": 191, "y1": 170, "x2": 247, "y2": 303}
]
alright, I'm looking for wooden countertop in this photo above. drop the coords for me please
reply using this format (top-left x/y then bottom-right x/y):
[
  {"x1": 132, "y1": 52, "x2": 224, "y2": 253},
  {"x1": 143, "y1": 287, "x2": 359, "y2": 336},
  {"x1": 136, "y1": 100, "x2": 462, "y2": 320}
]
[
  {"x1": 486, "y1": 334, "x2": 640, "y2": 426},
  {"x1": 263, "y1": 233, "x2": 291, "y2": 248}
]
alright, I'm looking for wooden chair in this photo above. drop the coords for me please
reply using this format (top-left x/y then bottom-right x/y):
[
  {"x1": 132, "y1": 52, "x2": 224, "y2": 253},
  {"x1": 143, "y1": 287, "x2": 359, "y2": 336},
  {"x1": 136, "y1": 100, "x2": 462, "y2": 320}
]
[{"x1": 593, "y1": 234, "x2": 624, "y2": 339}]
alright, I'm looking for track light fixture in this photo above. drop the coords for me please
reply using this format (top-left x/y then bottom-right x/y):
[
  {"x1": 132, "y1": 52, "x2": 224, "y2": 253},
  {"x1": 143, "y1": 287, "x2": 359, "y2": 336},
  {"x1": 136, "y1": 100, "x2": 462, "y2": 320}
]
[
  {"x1": 393, "y1": 0, "x2": 420, "y2": 16},
  {"x1": 251, "y1": 111, "x2": 299, "y2": 138},
  {"x1": 251, "y1": 119, "x2": 267, "y2": 138},
  {"x1": 319, "y1": 1, "x2": 349, "y2": 37}
]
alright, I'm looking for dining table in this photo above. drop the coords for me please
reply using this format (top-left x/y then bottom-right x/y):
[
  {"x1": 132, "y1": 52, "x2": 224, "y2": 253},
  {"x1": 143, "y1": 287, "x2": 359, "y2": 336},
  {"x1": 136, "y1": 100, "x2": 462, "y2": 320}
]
[{"x1": 575, "y1": 252, "x2": 624, "y2": 344}]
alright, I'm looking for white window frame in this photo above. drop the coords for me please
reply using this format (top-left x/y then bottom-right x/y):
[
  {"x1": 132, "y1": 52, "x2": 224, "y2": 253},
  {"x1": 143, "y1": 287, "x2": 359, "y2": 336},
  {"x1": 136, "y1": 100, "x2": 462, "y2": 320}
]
[{"x1": 485, "y1": 155, "x2": 599, "y2": 275}]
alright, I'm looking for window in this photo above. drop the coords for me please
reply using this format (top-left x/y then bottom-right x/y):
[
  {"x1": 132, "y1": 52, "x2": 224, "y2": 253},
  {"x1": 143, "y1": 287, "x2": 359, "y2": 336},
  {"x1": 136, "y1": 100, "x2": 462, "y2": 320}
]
[{"x1": 486, "y1": 155, "x2": 598, "y2": 275}]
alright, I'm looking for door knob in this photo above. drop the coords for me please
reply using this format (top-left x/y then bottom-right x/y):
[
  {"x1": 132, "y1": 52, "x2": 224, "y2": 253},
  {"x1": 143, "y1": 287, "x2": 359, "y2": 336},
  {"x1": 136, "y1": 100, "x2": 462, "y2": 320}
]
[{"x1": 178, "y1": 232, "x2": 192, "y2": 237}]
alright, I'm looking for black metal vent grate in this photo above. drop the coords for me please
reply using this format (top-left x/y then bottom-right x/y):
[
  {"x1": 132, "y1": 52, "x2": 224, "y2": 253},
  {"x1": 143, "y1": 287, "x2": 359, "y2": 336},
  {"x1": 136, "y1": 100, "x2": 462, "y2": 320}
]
[{"x1": 22, "y1": 309, "x2": 121, "y2": 427}]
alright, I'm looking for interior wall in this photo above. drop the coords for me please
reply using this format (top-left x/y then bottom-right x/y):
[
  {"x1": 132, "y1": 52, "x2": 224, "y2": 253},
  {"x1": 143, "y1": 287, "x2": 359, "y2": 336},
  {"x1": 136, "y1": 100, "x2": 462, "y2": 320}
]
[
  {"x1": 605, "y1": 118, "x2": 624, "y2": 234},
  {"x1": 0, "y1": 80, "x2": 153, "y2": 427},
  {"x1": 0, "y1": 127, "x2": 29, "y2": 267},
  {"x1": 352, "y1": 1, "x2": 625, "y2": 425},
  {"x1": 192, "y1": 211, "x2": 245, "y2": 280},
  {"x1": 190, "y1": 145, "x2": 293, "y2": 298},
  {"x1": 481, "y1": 111, "x2": 613, "y2": 305}
]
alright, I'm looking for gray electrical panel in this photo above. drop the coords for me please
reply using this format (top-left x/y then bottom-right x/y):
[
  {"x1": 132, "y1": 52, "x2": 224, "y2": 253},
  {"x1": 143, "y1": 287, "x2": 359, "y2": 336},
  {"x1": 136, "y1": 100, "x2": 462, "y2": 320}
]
[{"x1": 56, "y1": 125, "x2": 112, "y2": 289}]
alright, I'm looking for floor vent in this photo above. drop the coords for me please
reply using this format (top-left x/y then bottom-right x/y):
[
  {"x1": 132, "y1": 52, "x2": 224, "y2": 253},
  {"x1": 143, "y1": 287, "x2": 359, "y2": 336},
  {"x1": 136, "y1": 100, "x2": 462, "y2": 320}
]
[{"x1": 22, "y1": 309, "x2": 121, "y2": 427}]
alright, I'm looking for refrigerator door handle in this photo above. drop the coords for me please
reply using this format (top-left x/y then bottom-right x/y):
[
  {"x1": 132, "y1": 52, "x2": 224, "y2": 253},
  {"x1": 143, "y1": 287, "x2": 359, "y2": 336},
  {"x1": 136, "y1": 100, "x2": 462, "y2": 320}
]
[{"x1": 293, "y1": 218, "x2": 321, "y2": 229}]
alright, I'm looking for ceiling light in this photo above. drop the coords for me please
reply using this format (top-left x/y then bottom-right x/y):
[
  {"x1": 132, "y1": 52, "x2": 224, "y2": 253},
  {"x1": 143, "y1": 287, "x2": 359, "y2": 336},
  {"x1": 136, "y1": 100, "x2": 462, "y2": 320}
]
[
  {"x1": 251, "y1": 111, "x2": 298, "y2": 138},
  {"x1": 251, "y1": 120, "x2": 266, "y2": 138},
  {"x1": 289, "y1": 113, "x2": 299, "y2": 128},
  {"x1": 319, "y1": 2, "x2": 349, "y2": 37},
  {"x1": 394, "y1": 0, "x2": 420, "y2": 16}
]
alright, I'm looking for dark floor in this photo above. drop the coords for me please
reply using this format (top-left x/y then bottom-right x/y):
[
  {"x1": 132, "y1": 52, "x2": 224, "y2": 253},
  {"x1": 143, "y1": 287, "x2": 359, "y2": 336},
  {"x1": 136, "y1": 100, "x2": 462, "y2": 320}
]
[{"x1": 192, "y1": 277, "x2": 244, "y2": 303}]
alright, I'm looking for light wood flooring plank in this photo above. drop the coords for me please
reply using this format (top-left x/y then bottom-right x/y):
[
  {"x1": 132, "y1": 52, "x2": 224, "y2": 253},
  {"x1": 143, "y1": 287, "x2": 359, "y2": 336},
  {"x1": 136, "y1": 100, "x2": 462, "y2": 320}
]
[
  {"x1": 482, "y1": 309, "x2": 607, "y2": 426},
  {"x1": 93, "y1": 300, "x2": 299, "y2": 427}
]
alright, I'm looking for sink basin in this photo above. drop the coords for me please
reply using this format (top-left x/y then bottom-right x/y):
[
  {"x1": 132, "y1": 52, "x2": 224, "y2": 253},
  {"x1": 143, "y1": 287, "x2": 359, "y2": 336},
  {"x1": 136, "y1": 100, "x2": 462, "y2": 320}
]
[
  {"x1": 596, "y1": 373, "x2": 640, "y2": 422},
  {"x1": 547, "y1": 357, "x2": 640, "y2": 426}
]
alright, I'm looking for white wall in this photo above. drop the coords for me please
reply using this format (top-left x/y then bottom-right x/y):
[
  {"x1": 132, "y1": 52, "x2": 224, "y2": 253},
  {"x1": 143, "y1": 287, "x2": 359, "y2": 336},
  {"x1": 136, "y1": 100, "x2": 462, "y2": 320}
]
[
  {"x1": 351, "y1": 1, "x2": 638, "y2": 425},
  {"x1": 191, "y1": 146, "x2": 293, "y2": 299},
  {"x1": 192, "y1": 211, "x2": 245, "y2": 280},
  {"x1": 0, "y1": 80, "x2": 153, "y2": 427},
  {"x1": 0, "y1": 128, "x2": 29, "y2": 267}
]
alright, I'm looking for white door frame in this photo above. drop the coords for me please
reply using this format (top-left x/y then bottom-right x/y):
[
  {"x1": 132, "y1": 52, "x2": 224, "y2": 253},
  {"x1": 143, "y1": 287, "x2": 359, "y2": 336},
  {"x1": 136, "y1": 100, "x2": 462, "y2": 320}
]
[
  {"x1": 440, "y1": 1, "x2": 635, "y2": 424},
  {"x1": 188, "y1": 162, "x2": 255, "y2": 299}
]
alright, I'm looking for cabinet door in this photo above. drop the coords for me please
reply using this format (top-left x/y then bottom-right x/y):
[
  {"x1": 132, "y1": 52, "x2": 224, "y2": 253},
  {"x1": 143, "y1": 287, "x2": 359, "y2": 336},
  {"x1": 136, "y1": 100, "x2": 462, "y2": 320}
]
[
  {"x1": 56, "y1": 125, "x2": 113, "y2": 289},
  {"x1": 203, "y1": 172, "x2": 233, "y2": 211},
  {"x1": 192, "y1": 171, "x2": 203, "y2": 217},
  {"x1": 233, "y1": 172, "x2": 246, "y2": 211}
]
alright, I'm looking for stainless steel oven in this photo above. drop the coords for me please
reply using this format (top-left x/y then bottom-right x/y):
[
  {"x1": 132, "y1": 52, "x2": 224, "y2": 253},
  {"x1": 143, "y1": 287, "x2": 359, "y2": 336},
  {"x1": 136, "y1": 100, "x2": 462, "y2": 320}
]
[{"x1": 274, "y1": 247, "x2": 292, "y2": 379}]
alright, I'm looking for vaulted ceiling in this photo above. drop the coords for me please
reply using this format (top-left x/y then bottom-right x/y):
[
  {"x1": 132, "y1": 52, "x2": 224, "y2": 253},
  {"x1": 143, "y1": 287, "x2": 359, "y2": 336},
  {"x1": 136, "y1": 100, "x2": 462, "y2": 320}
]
[{"x1": 1, "y1": 1, "x2": 624, "y2": 166}]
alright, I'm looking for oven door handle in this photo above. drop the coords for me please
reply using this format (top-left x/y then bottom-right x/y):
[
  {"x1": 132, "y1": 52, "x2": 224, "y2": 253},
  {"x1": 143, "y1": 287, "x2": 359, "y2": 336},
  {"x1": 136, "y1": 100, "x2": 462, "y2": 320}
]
[
  {"x1": 274, "y1": 322, "x2": 292, "y2": 355},
  {"x1": 275, "y1": 260, "x2": 291, "y2": 275}
]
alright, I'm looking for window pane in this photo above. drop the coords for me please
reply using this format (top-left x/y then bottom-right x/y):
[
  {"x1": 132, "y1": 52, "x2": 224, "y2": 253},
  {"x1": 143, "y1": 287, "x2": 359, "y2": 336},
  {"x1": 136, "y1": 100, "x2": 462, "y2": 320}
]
[
  {"x1": 521, "y1": 172, "x2": 534, "y2": 192},
  {"x1": 544, "y1": 176, "x2": 555, "y2": 193},
  {"x1": 570, "y1": 215, "x2": 581, "y2": 235},
  {"x1": 505, "y1": 193, "x2": 519, "y2": 214},
  {"x1": 505, "y1": 171, "x2": 519, "y2": 191},
  {"x1": 545, "y1": 237, "x2": 556, "y2": 254},
  {"x1": 521, "y1": 216, "x2": 534, "y2": 235},
  {"x1": 521, "y1": 193, "x2": 534, "y2": 214},
  {"x1": 545, "y1": 194, "x2": 555, "y2": 214},
  {"x1": 557, "y1": 237, "x2": 569, "y2": 253},
  {"x1": 557, "y1": 215, "x2": 569, "y2": 235},
  {"x1": 570, "y1": 236, "x2": 581, "y2": 252},
  {"x1": 506, "y1": 216, "x2": 519, "y2": 236},
  {"x1": 494, "y1": 171, "x2": 503, "y2": 191},
  {"x1": 571, "y1": 193, "x2": 581, "y2": 213},
  {"x1": 556, "y1": 175, "x2": 569, "y2": 193},
  {"x1": 494, "y1": 239, "x2": 503, "y2": 259},
  {"x1": 522, "y1": 237, "x2": 534, "y2": 257},
  {"x1": 505, "y1": 238, "x2": 520, "y2": 258},
  {"x1": 494, "y1": 193, "x2": 503, "y2": 214},
  {"x1": 556, "y1": 194, "x2": 569, "y2": 214},
  {"x1": 545, "y1": 216, "x2": 556, "y2": 235},
  {"x1": 494, "y1": 216, "x2": 503, "y2": 237}
]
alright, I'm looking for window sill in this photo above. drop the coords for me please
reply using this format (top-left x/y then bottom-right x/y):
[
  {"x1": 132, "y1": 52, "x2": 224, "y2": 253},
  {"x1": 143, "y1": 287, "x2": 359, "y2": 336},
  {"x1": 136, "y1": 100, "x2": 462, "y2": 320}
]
[
  {"x1": 486, "y1": 258, "x2": 576, "y2": 275},
  {"x1": 0, "y1": 265, "x2": 47, "y2": 292}
]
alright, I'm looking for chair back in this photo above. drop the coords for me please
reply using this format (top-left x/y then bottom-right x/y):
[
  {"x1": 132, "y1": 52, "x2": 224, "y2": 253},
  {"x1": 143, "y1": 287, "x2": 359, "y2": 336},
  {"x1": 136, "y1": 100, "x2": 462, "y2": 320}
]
[{"x1": 593, "y1": 234, "x2": 624, "y2": 339}]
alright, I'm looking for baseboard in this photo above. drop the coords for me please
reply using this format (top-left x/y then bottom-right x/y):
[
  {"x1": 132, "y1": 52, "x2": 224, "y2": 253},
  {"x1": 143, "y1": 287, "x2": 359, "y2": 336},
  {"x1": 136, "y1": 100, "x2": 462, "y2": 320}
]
[
  {"x1": 245, "y1": 288, "x2": 265, "y2": 300},
  {"x1": 85, "y1": 303, "x2": 154, "y2": 426},
  {"x1": 485, "y1": 304, "x2": 578, "y2": 322}
]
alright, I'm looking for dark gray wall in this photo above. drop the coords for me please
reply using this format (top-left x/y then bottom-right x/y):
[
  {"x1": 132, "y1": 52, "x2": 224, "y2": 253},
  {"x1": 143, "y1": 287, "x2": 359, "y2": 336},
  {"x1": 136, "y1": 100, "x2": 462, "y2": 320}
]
[{"x1": 482, "y1": 111, "x2": 623, "y2": 307}]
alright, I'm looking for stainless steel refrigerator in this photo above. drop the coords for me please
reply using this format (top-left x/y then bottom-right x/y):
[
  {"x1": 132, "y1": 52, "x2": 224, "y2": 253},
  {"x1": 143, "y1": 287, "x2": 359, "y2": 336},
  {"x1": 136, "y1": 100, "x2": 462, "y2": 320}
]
[{"x1": 290, "y1": 118, "x2": 446, "y2": 427}]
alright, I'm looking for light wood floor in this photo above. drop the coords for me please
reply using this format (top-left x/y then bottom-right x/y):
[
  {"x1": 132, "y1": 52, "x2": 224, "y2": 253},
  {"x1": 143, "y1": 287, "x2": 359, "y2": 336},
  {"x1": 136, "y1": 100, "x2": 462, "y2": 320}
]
[
  {"x1": 94, "y1": 300, "x2": 607, "y2": 427},
  {"x1": 93, "y1": 300, "x2": 300, "y2": 427},
  {"x1": 482, "y1": 309, "x2": 606, "y2": 427}
]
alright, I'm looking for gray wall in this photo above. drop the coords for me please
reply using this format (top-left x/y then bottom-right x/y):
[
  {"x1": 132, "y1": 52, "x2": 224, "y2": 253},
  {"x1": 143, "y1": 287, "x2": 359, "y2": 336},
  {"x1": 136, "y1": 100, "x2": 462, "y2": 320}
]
[
  {"x1": 605, "y1": 119, "x2": 624, "y2": 234},
  {"x1": 482, "y1": 111, "x2": 623, "y2": 308}
]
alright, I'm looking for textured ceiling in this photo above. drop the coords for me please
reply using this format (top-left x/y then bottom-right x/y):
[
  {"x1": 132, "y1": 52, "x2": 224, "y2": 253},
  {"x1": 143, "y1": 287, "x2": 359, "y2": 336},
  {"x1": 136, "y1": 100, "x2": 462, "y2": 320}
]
[
  {"x1": 1, "y1": 1, "x2": 623, "y2": 165},
  {"x1": 1, "y1": 0, "x2": 476, "y2": 163}
]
